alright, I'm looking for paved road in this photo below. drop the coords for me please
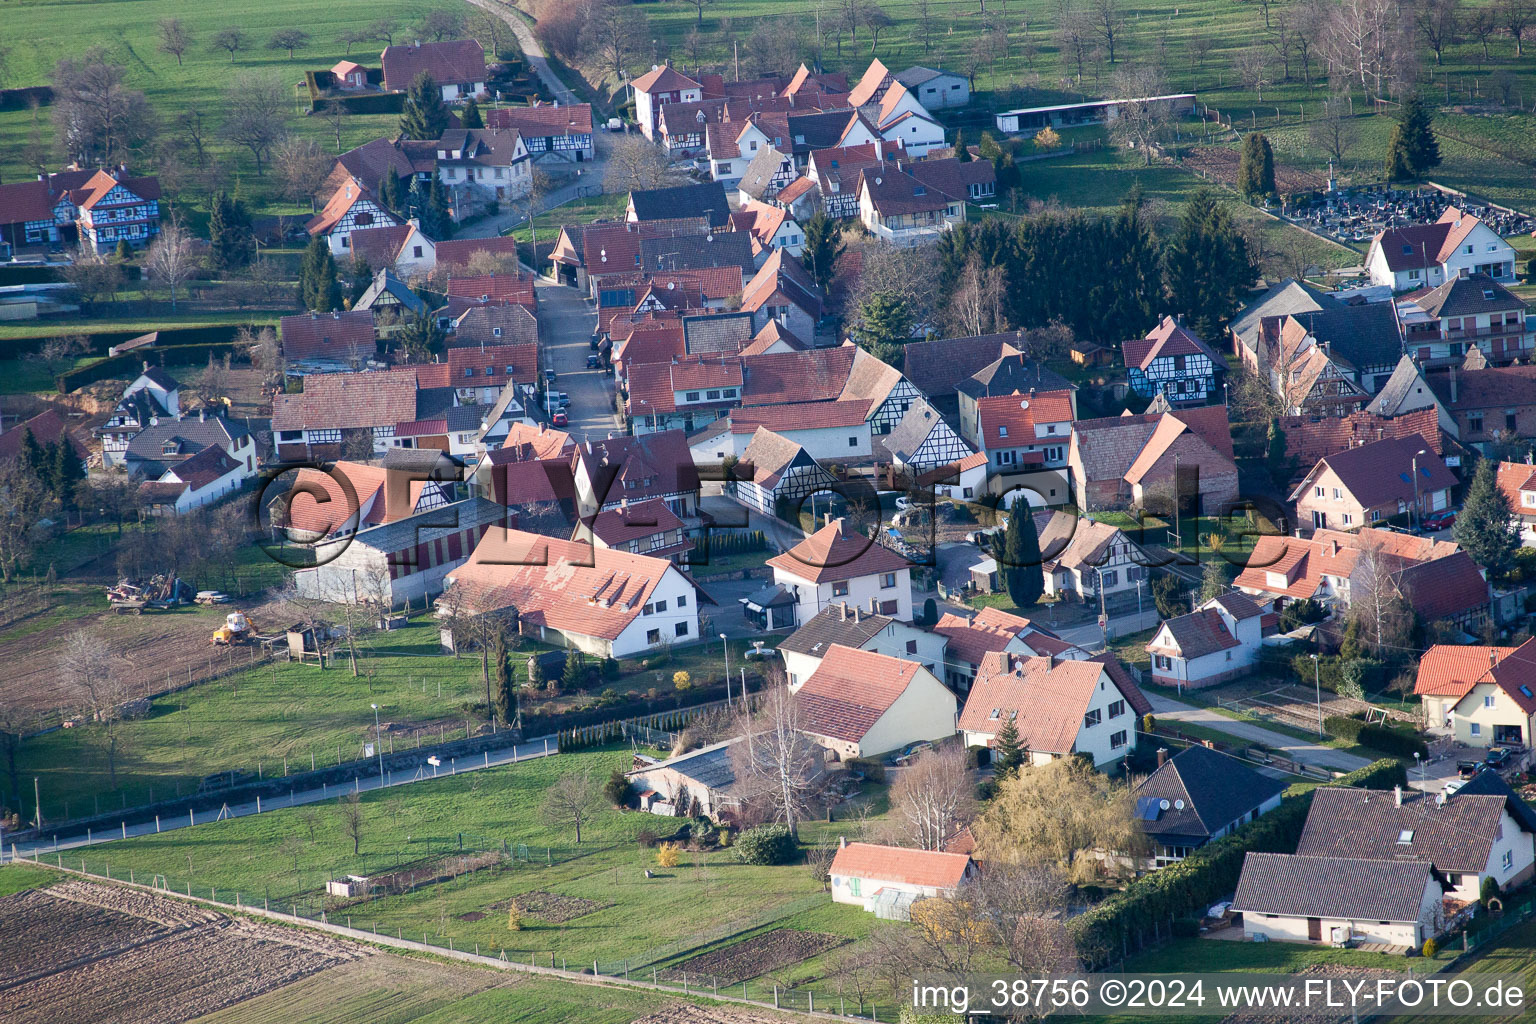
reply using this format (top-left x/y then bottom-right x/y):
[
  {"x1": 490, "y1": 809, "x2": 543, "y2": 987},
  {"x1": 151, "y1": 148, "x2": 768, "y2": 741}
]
[
  {"x1": 466, "y1": 0, "x2": 578, "y2": 105},
  {"x1": 1144, "y1": 692, "x2": 1371, "y2": 774},
  {"x1": 3, "y1": 737, "x2": 558, "y2": 864},
  {"x1": 534, "y1": 279, "x2": 615, "y2": 441}
]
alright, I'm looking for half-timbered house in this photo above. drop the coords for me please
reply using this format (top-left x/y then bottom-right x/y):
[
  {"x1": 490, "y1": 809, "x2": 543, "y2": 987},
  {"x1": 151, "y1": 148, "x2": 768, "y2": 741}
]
[
  {"x1": 884, "y1": 399, "x2": 974, "y2": 473},
  {"x1": 307, "y1": 175, "x2": 400, "y2": 257},
  {"x1": 72, "y1": 170, "x2": 162, "y2": 253},
  {"x1": 1124, "y1": 316, "x2": 1223, "y2": 406},
  {"x1": 733, "y1": 427, "x2": 838, "y2": 516}
]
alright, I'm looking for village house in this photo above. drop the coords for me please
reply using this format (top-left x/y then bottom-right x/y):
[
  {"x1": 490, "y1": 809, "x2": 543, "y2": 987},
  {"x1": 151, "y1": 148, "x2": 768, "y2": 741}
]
[
  {"x1": 97, "y1": 366, "x2": 180, "y2": 467},
  {"x1": 631, "y1": 64, "x2": 706, "y2": 141},
  {"x1": 575, "y1": 497, "x2": 693, "y2": 564},
  {"x1": 1036, "y1": 512, "x2": 1155, "y2": 606},
  {"x1": 1233, "y1": 852, "x2": 1446, "y2": 947},
  {"x1": 380, "y1": 39, "x2": 487, "y2": 100},
  {"x1": 735, "y1": 145, "x2": 798, "y2": 206},
  {"x1": 271, "y1": 367, "x2": 423, "y2": 460},
  {"x1": 1361, "y1": 355, "x2": 1459, "y2": 438},
  {"x1": 306, "y1": 175, "x2": 400, "y2": 256},
  {"x1": 118, "y1": 409, "x2": 254, "y2": 482},
  {"x1": 1146, "y1": 592, "x2": 1271, "y2": 690},
  {"x1": 70, "y1": 169, "x2": 163, "y2": 253},
  {"x1": 1397, "y1": 274, "x2": 1532, "y2": 368},
  {"x1": 571, "y1": 431, "x2": 701, "y2": 520},
  {"x1": 904, "y1": 333, "x2": 1024, "y2": 417},
  {"x1": 1124, "y1": 316, "x2": 1224, "y2": 406},
  {"x1": 280, "y1": 310, "x2": 378, "y2": 368},
  {"x1": 768, "y1": 517, "x2": 913, "y2": 626},
  {"x1": 970, "y1": 388, "x2": 1074, "y2": 506},
  {"x1": 434, "y1": 128, "x2": 531, "y2": 206},
  {"x1": 728, "y1": 200, "x2": 805, "y2": 258},
  {"x1": 956, "y1": 352, "x2": 1077, "y2": 444},
  {"x1": 0, "y1": 169, "x2": 96, "y2": 250},
  {"x1": 931, "y1": 607, "x2": 1082, "y2": 691},
  {"x1": 1266, "y1": 304, "x2": 1402, "y2": 413},
  {"x1": 857, "y1": 160, "x2": 976, "y2": 246},
  {"x1": 792, "y1": 644, "x2": 957, "y2": 759},
  {"x1": 3, "y1": 408, "x2": 89, "y2": 472},
  {"x1": 991, "y1": 94, "x2": 1197, "y2": 136},
  {"x1": 1229, "y1": 278, "x2": 1337, "y2": 376},
  {"x1": 829, "y1": 841, "x2": 977, "y2": 919},
  {"x1": 324, "y1": 137, "x2": 436, "y2": 200},
  {"x1": 1290, "y1": 434, "x2": 1455, "y2": 532},
  {"x1": 136, "y1": 444, "x2": 250, "y2": 515},
  {"x1": 740, "y1": 248, "x2": 822, "y2": 341},
  {"x1": 913, "y1": 453, "x2": 990, "y2": 505},
  {"x1": 442, "y1": 528, "x2": 706, "y2": 658},
  {"x1": 1496, "y1": 461, "x2": 1536, "y2": 546},
  {"x1": 1132, "y1": 746, "x2": 1286, "y2": 869},
  {"x1": 1428, "y1": 363, "x2": 1536, "y2": 451},
  {"x1": 1365, "y1": 207, "x2": 1517, "y2": 291},
  {"x1": 894, "y1": 66, "x2": 971, "y2": 108},
  {"x1": 349, "y1": 224, "x2": 437, "y2": 282},
  {"x1": 626, "y1": 739, "x2": 743, "y2": 821},
  {"x1": 779, "y1": 602, "x2": 948, "y2": 686},
  {"x1": 1298, "y1": 785, "x2": 1536, "y2": 905},
  {"x1": 485, "y1": 103, "x2": 595, "y2": 163},
  {"x1": 727, "y1": 426, "x2": 838, "y2": 519},
  {"x1": 883, "y1": 399, "x2": 975, "y2": 476},
  {"x1": 1067, "y1": 406, "x2": 1238, "y2": 514},
  {"x1": 1415, "y1": 638, "x2": 1536, "y2": 749},
  {"x1": 294, "y1": 496, "x2": 506, "y2": 607},
  {"x1": 274, "y1": 461, "x2": 457, "y2": 543},
  {"x1": 331, "y1": 60, "x2": 370, "y2": 90},
  {"x1": 628, "y1": 181, "x2": 733, "y2": 229},
  {"x1": 692, "y1": 401, "x2": 872, "y2": 465},
  {"x1": 957, "y1": 652, "x2": 1149, "y2": 769}
]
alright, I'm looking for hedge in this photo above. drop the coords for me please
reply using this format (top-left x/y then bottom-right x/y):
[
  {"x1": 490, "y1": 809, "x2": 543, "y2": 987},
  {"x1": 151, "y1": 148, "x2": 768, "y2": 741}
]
[
  {"x1": 1069, "y1": 758, "x2": 1406, "y2": 963},
  {"x1": 55, "y1": 340, "x2": 247, "y2": 393},
  {"x1": 302, "y1": 71, "x2": 405, "y2": 114},
  {"x1": 0, "y1": 86, "x2": 53, "y2": 111},
  {"x1": 735, "y1": 824, "x2": 797, "y2": 865},
  {"x1": 1323, "y1": 716, "x2": 1427, "y2": 759}
]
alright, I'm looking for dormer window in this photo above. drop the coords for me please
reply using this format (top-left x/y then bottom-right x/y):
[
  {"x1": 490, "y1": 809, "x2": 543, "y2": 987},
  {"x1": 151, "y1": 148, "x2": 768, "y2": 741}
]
[
  {"x1": 998, "y1": 425, "x2": 1008, "y2": 437},
  {"x1": 1483, "y1": 289, "x2": 1495, "y2": 300},
  {"x1": 161, "y1": 440, "x2": 179, "y2": 455},
  {"x1": 464, "y1": 368, "x2": 475, "y2": 378},
  {"x1": 1402, "y1": 245, "x2": 1413, "y2": 255},
  {"x1": 492, "y1": 327, "x2": 503, "y2": 337},
  {"x1": 484, "y1": 366, "x2": 494, "y2": 376},
  {"x1": 913, "y1": 185, "x2": 926, "y2": 196}
]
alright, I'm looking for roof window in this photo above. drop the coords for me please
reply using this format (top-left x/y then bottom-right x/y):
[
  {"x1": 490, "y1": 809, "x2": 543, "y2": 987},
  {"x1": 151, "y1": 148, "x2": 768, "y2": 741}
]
[{"x1": 1397, "y1": 829, "x2": 1414, "y2": 844}]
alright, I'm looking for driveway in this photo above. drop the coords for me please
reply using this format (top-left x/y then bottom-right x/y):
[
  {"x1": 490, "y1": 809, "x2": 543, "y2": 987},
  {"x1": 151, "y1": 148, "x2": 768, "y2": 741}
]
[
  {"x1": 1145, "y1": 692, "x2": 1372, "y2": 774},
  {"x1": 534, "y1": 279, "x2": 616, "y2": 441}
]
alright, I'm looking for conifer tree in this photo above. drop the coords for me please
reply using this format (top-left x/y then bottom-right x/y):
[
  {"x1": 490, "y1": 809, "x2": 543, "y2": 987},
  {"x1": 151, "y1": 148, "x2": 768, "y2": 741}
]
[
  {"x1": 992, "y1": 503, "x2": 1044, "y2": 612},
  {"x1": 1162, "y1": 189, "x2": 1258, "y2": 340},
  {"x1": 799, "y1": 212, "x2": 844, "y2": 294},
  {"x1": 297, "y1": 235, "x2": 341, "y2": 311},
  {"x1": 993, "y1": 717, "x2": 1025, "y2": 779},
  {"x1": 1237, "y1": 132, "x2": 1276, "y2": 200},
  {"x1": 461, "y1": 97, "x2": 484, "y2": 129},
  {"x1": 400, "y1": 72, "x2": 449, "y2": 140},
  {"x1": 1387, "y1": 93, "x2": 1441, "y2": 179},
  {"x1": 1453, "y1": 459, "x2": 1519, "y2": 580},
  {"x1": 953, "y1": 129, "x2": 970, "y2": 161}
]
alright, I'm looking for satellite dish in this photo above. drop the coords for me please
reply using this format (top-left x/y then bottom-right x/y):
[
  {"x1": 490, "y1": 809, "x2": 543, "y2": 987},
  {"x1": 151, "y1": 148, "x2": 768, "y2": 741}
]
[
  {"x1": 1159, "y1": 799, "x2": 1171, "y2": 811},
  {"x1": 1174, "y1": 799, "x2": 1186, "y2": 810},
  {"x1": 1019, "y1": 399, "x2": 1030, "y2": 410}
]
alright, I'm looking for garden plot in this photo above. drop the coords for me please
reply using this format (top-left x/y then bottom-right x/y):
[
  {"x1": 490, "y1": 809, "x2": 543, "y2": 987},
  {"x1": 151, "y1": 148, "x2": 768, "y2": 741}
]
[
  {"x1": 632, "y1": 1007, "x2": 788, "y2": 1024},
  {"x1": 665, "y1": 930, "x2": 847, "y2": 986},
  {"x1": 1182, "y1": 146, "x2": 1330, "y2": 196},
  {"x1": 498, "y1": 890, "x2": 612, "y2": 924},
  {"x1": 0, "y1": 880, "x2": 365, "y2": 1024}
]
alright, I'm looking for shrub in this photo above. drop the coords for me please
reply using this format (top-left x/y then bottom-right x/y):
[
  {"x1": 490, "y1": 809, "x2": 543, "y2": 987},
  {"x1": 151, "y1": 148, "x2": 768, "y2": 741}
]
[
  {"x1": 717, "y1": 829, "x2": 732, "y2": 848},
  {"x1": 1422, "y1": 938, "x2": 1437, "y2": 958},
  {"x1": 735, "y1": 824, "x2": 797, "y2": 865},
  {"x1": 508, "y1": 907, "x2": 522, "y2": 930},
  {"x1": 635, "y1": 828, "x2": 658, "y2": 848},
  {"x1": 656, "y1": 841, "x2": 681, "y2": 867},
  {"x1": 688, "y1": 821, "x2": 715, "y2": 847},
  {"x1": 1141, "y1": 713, "x2": 1157, "y2": 734},
  {"x1": 1481, "y1": 876, "x2": 1500, "y2": 908},
  {"x1": 1171, "y1": 917, "x2": 1201, "y2": 938},
  {"x1": 601, "y1": 657, "x2": 620, "y2": 680},
  {"x1": 1324, "y1": 715, "x2": 1365, "y2": 743},
  {"x1": 603, "y1": 769, "x2": 632, "y2": 807},
  {"x1": 673, "y1": 670, "x2": 692, "y2": 691}
]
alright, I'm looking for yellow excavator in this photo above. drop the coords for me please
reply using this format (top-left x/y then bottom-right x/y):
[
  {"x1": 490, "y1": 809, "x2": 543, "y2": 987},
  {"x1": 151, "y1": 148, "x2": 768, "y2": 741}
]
[{"x1": 211, "y1": 611, "x2": 255, "y2": 646}]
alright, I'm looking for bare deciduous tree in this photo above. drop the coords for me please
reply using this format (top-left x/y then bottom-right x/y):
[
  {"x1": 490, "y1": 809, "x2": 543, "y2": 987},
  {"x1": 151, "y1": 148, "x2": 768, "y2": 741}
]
[
  {"x1": 276, "y1": 136, "x2": 333, "y2": 212},
  {"x1": 144, "y1": 220, "x2": 196, "y2": 311},
  {"x1": 421, "y1": 9, "x2": 466, "y2": 42},
  {"x1": 582, "y1": 1, "x2": 647, "y2": 83},
  {"x1": 1348, "y1": 544, "x2": 1415, "y2": 655},
  {"x1": 1233, "y1": 44, "x2": 1274, "y2": 101},
  {"x1": 1109, "y1": 66, "x2": 1175, "y2": 164},
  {"x1": 1502, "y1": 0, "x2": 1534, "y2": 55},
  {"x1": 1054, "y1": 5, "x2": 1094, "y2": 86},
  {"x1": 63, "y1": 631, "x2": 130, "y2": 789},
  {"x1": 210, "y1": 27, "x2": 247, "y2": 62},
  {"x1": 337, "y1": 792, "x2": 365, "y2": 854},
  {"x1": 0, "y1": 461, "x2": 56, "y2": 582},
  {"x1": 1089, "y1": 0, "x2": 1123, "y2": 63},
  {"x1": 603, "y1": 135, "x2": 678, "y2": 192},
  {"x1": 890, "y1": 744, "x2": 976, "y2": 850},
  {"x1": 268, "y1": 29, "x2": 311, "y2": 59},
  {"x1": 730, "y1": 679, "x2": 822, "y2": 837},
  {"x1": 52, "y1": 50, "x2": 158, "y2": 167},
  {"x1": 540, "y1": 768, "x2": 600, "y2": 843},
  {"x1": 968, "y1": 860, "x2": 1078, "y2": 974},
  {"x1": 1308, "y1": 95, "x2": 1359, "y2": 164},
  {"x1": 1417, "y1": 0, "x2": 1462, "y2": 65},
  {"x1": 158, "y1": 18, "x2": 192, "y2": 66},
  {"x1": 220, "y1": 74, "x2": 289, "y2": 175}
]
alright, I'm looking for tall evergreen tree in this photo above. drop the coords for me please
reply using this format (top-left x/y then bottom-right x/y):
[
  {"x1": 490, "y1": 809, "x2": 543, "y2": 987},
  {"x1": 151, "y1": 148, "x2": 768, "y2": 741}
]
[
  {"x1": 953, "y1": 129, "x2": 971, "y2": 161},
  {"x1": 991, "y1": 504, "x2": 1044, "y2": 612},
  {"x1": 378, "y1": 172, "x2": 403, "y2": 216},
  {"x1": 1162, "y1": 189, "x2": 1259, "y2": 341},
  {"x1": 852, "y1": 292, "x2": 913, "y2": 366},
  {"x1": 398, "y1": 310, "x2": 444, "y2": 362},
  {"x1": 400, "y1": 72, "x2": 449, "y2": 140},
  {"x1": 298, "y1": 235, "x2": 342, "y2": 311},
  {"x1": 209, "y1": 192, "x2": 255, "y2": 272},
  {"x1": 562, "y1": 648, "x2": 585, "y2": 691},
  {"x1": 1453, "y1": 459, "x2": 1519, "y2": 579},
  {"x1": 992, "y1": 716, "x2": 1025, "y2": 779},
  {"x1": 18, "y1": 428, "x2": 47, "y2": 479},
  {"x1": 1384, "y1": 125, "x2": 1414, "y2": 182},
  {"x1": 1265, "y1": 421, "x2": 1295, "y2": 488},
  {"x1": 347, "y1": 256, "x2": 373, "y2": 305},
  {"x1": 1391, "y1": 93, "x2": 1442, "y2": 178},
  {"x1": 422, "y1": 175, "x2": 453, "y2": 239},
  {"x1": 492, "y1": 633, "x2": 515, "y2": 727},
  {"x1": 1237, "y1": 132, "x2": 1276, "y2": 200},
  {"x1": 48, "y1": 439, "x2": 85, "y2": 507},
  {"x1": 799, "y1": 211, "x2": 844, "y2": 294},
  {"x1": 461, "y1": 97, "x2": 484, "y2": 129}
]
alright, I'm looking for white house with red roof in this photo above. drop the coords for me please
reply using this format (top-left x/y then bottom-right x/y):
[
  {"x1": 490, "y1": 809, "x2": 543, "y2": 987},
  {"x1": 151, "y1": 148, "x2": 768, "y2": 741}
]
[
  {"x1": 0, "y1": 169, "x2": 94, "y2": 250},
  {"x1": 380, "y1": 39, "x2": 486, "y2": 99},
  {"x1": 969, "y1": 387, "x2": 1074, "y2": 473},
  {"x1": 1366, "y1": 208, "x2": 1516, "y2": 291},
  {"x1": 307, "y1": 175, "x2": 400, "y2": 257},
  {"x1": 71, "y1": 169, "x2": 162, "y2": 253},
  {"x1": 443, "y1": 528, "x2": 705, "y2": 657},
  {"x1": 959, "y1": 652, "x2": 1149, "y2": 768},
  {"x1": 137, "y1": 445, "x2": 249, "y2": 515},
  {"x1": 1146, "y1": 592, "x2": 1271, "y2": 690},
  {"x1": 485, "y1": 103, "x2": 595, "y2": 162},
  {"x1": 348, "y1": 221, "x2": 437, "y2": 278},
  {"x1": 1415, "y1": 640, "x2": 1536, "y2": 748},
  {"x1": 793, "y1": 644, "x2": 957, "y2": 758},
  {"x1": 1124, "y1": 316, "x2": 1224, "y2": 406},
  {"x1": 829, "y1": 840, "x2": 976, "y2": 915},
  {"x1": 632, "y1": 64, "x2": 705, "y2": 140},
  {"x1": 1496, "y1": 460, "x2": 1536, "y2": 546},
  {"x1": 768, "y1": 517, "x2": 914, "y2": 625},
  {"x1": 932, "y1": 606, "x2": 1084, "y2": 691},
  {"x1": 1290, "y1": 434, "x2": 1455, "y2": 532},
  {"x1": 728, "y1": 426, "x2": 839, "y2": 517},
  {"x1": 331, "y1": 60, "x2": 369, "y2": 90},
  {"x1": 729, "y1": 200, "x2": 804, "y2": 257}
]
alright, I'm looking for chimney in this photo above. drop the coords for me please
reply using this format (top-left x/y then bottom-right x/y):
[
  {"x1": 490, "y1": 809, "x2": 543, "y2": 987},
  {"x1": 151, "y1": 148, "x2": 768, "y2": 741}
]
[
  {"x1": 869, "y1": 597, "x2": 878, "y2": 615},
  {"x1": 1394, "y1": 785, "x2": 1403, "y2": 807},
  {"x1": 199, "y1": 408, "x2": 206, "y2": 422},
  {"x1": 840, "y1": 601, "x2": 848, "y2": 620},
  {"x1": 1449, "y1": 365, "x2": 1458, "y2": 405},
  {"x1": 853, "y1": 605, "x2": 861, "y2": 623},
  {"x1": 143, "y1": 360, "x2": 150, "y2": 373},
  {"x1": 1156, "y1": 747, "x2": 1169, "y2": 768},
  {"x1": 838, "y1": 835, "x2": 847, "y2": 849}
]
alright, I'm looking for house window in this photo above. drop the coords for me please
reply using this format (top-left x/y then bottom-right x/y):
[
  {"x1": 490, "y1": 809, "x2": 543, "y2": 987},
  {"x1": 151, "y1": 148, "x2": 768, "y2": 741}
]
[
  {"x1": 413, "y1": 246, "x2": 423, "y2": 258},
  {"x1": 1370, "y1": 510, "x2": 1381, "y2": 522},
  {"x1": 654, "y1": 599, "x2": 668, "y2": 613},
  {"x1": 1315, "y1": 486, "x2": 1325, "y2": 497},
  {"x1": 1485, "y1": 695, "x2": 1496, "y2": 708},
  {"x1": 832, "y1": 581, "x2": 849, "y2": 596},
  {"x1": 1108, "y1": 699, "x2": 1125, "y2": 718},
  {"x1": 1083, "y1": 709, "x2": 1102, "y2": 728},
  {"x1": 493, "y1": 328, "x2": 503, "y2": 338},
  {"x1": 906, "y1": 639, "x2": 918, "y2": 654},
  {"x1": 1173, "y1": 355, "x2": 1186, "y2": 372},
  {"x1": 1469, "y1": 414, "x2": 1484, "y2": 433},
  {"x1": 647, "y1": 629, "x2": 661, "y2": 644},
  {"x1": 706, "y1": 390, "x2": 720, "y2": 400},
  {"x1": 1471, "y1": 722, "x2": 1482, "y2": 736},
  {"x1": 1110, "y1": 730, "x2": 1127, "y2": 749},
  {"x1": 1503, "y1": 850, "x2": 1514, "y2": 870},
  {"x1": 848, "y1": 436, "x2": 858, "y2": 447},
  {"x1": 1332, "y1": 488, "x2": 1341, "y2": 500},
  {"x1": 642, "y1": 603, "x2": 654, "y2": 615},
  {"x1": 723, "y1": 388, "x2": 737, "y2": 398},
  {"x1": 849, "y1": 876, "x2": 861, "y2": 897},
  {"x1": 998, "y1": 425, "x2": 1008, "y2": 437},
  {"x1": 1100, "y1": 570, "x2": 1118, "y2": 588},
  {"x1": 1342, "y1": 514, "x2": 1353, "y2": 526},
  {"x1": 676, "y1": 594, "x2": 687, "y2": 607},
  {"x1": 464, "y1": 368, "x2": 475, "y2": 378},
  {"x1": 880, "y1": 573, "x2": 897, "y2": 588},
  {"x1": 1508, "y1": 412, "x2": 1518, "y2": 432},
  {"x1": 674, "y1": 621, "x2": 689, "y2": 637}
]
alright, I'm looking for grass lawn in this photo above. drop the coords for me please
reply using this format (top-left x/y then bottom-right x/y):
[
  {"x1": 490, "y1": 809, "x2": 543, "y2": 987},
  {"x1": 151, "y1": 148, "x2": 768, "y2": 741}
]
[
  {"x1": 1390, "y1": 916, "x2": 1536, "y2": 1024},
  {"x1": 1124, "y1": 935, "x2": 1419, "y2": 974},
  {"x1": 0, "y1": 0, "x2": 467, "y2": 221},
  {"x1": 502, "y1": 193, "x2": 629, "y2": 243},
  {"x1": 0, "y1": 862, "x2": 59, "y2": 898}
]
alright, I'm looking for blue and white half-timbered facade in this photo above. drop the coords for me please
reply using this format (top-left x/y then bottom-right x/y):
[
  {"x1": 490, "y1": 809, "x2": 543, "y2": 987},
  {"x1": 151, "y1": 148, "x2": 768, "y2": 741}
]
[{"x1": 1125, "y1": 316, "x2": 1223, "y2": 407}]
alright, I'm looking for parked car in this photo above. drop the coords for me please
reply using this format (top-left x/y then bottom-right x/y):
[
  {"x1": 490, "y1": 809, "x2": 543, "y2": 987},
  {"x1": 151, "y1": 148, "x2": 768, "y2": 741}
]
[
  {"x1": 551, "y1": 410, "x2": 568, "y2": 427},
  {"x1": 1483, "y1": 747, "x2": 1512, "y2": 770},
  {"x1": 585, "y1": 354, "x2": 601, "y2": 369},
  {"x1": 544, "y1": 369, "x2": 557, "y2": 384},
  {"x1": 1422, "y1": 508, "x2": 1458, "y2": 532},
  {"x1": 1457, "y1": 759, "x2": 1481, "y2": 779},
  {"x1": 1443, "y1": 778, "x2": 1468, "y2": 795},
  {"x1": 965, "y1": 522, "x2": 1006, "y2": 547},
  {"x1": 590, "y1": 334, "x2": 602, "y2": 351}
]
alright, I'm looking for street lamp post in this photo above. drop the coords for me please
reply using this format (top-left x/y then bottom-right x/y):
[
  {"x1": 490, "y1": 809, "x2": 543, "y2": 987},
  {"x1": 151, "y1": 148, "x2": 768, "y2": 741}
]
[
  {"x1": 719, "y1": 633, "x2": 731, "y2": 709},
  {"x1": 371, "y1": 704, "x2": 384, "y2": 784},
  {"x1": 1309, "y1": 654, "x2": 1323, "y2": 739},
  {"x1": 1411, "y1": 449, "x2": 1427, "y2": 533}
]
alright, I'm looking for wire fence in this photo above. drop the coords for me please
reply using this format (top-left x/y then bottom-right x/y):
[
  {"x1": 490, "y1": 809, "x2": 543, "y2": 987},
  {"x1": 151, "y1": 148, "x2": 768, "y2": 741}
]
[{"x1": 31, "y1": 856, "x2": 900, "y2": 1020}]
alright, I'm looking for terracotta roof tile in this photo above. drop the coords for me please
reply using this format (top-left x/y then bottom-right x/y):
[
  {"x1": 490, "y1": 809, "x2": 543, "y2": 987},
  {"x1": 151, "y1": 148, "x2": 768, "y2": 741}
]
[
  {"x1": 958, "y1": 655, "x2": 1113, "y2": 754},
  {"x1": 280, "y1": 310, "x2": 377, "y2": 362},
  {"x1": 380, "y1": 39, "x2": 486, "y2": 92},
  {"x1": 829, "y1": 841, "x2": 972, "y2": 890},
  {"x1": 767, "y1": 517, "x2": 911, "y2": 584},
  {"x1": 795, "y1": 644, "x2": 925, "y2": 741}
]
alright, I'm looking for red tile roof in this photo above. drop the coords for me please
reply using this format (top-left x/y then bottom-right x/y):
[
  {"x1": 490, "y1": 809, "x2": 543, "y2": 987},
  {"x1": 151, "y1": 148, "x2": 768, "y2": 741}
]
[
  {"x1": 1122, "y1": 315, "x2": 1219, "y2": 369},
  {"x1": 271, "y1": 367, "x2": 420, "y2": 432},
  {"x1": 829, "y1": 841, "x2": 973, "y2": 890},
  {"x1": 847, "y1": 58, "x2": 894, "y2": 107},
  {"x1": 1394, "y1": 550, "x2": 1490, "y2": 623},
  {"x1": 279, "y1": 462, "x2": 395, "y2": 535},
  {"x1": 71, "y1": 169, "x2": 161, "y2": 210},
  {"x1": 485, "y1": 102, "x2": 594, "y2": 136},
  {"x1": 958, "y1": 655, "x2": 1114, "y2": 755},
  {"x1": 380, "y1": 39, "x2": 486, "y2": 93},
  {"x1": 0, "y1": 407, "x2": 88, "y2": 463},
  {"x1": 307, "y1": 175, "x2": 394, "y2": 237},
  {"x1": 1371, "y1": 208, "x2": 1486, "y2": 271},
  {"x1": 280, "y1": 310, "x2": 377, "y2": 361},
  {"x1": 588, "y1": 497, "x2": 686, "y2": 547},
  {"x1": 447, "y1": 273, "x2": 536, "y2": 308},
  {"x1": 741, "y1": 346, "x2": 856, "y2": 406},
  {"x1": 1415, "y1": 644, "x2": 1516, "y2": 698},
  {"x1": 434, "y1": 235, "x2": 522, "y2": 269},
  {"x1": 795, "y1": 644, "x2": 925, "y2": 742},
  {"x1": 1292, "y1": 434, "x2": 1455, "y2": 508},
  {"x1": 767, "y1": 517, "x2": 911, "y2": 584},
  {"x1": 446, "y1": 528, "x2": 684, "y2": 641},
  {"x1": 727, "y1": 400, "x2": 870, "y2": 432},
  {"x1": 1497, "y1": 460, "x2": 1536, "y2": 512},
  {"x1": 975, "y1": 388, "x2": 1074, "y2": 450},
  {"x1": 632, "y1": 65, "x2": 702, "y2": 94},
  {"x1": 671, "y1": 355, "x2": 744, "y2": 390}
]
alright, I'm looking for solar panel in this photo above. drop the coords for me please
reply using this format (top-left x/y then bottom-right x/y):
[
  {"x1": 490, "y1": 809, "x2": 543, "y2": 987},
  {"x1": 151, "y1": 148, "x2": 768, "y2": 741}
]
[
  {"x1": 1521, "y1": 686, "x2": 1534, "y2": 699},
  {"x1": 1398, "y1": 472, "x2": 1411, "y2": 483},
  {"x1": 1136, "y1": 796, "x2": 1162, "y2": 821}
]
